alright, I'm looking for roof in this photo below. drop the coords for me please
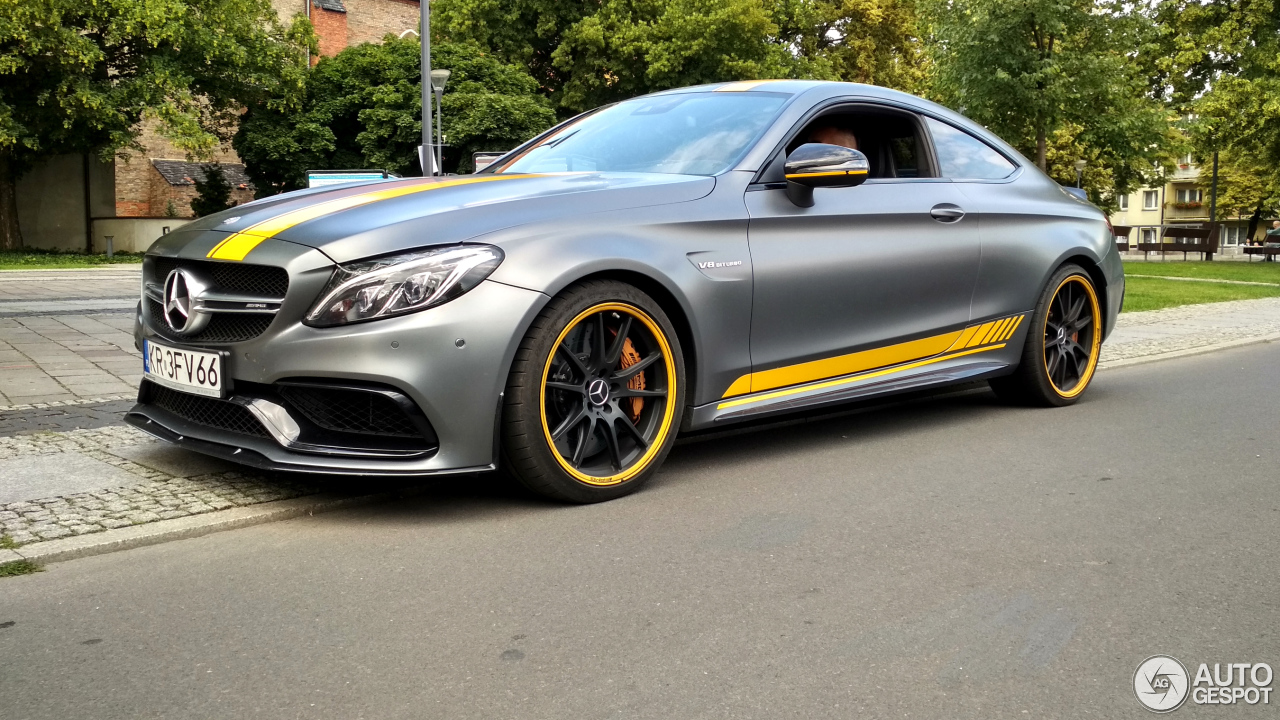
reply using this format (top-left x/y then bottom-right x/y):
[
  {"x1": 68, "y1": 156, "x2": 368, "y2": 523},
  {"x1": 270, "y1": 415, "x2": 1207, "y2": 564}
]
[
  {"x1": 312, "y1": 0, "x2": 346, "y2": 11},
  {"x1": 151, "y1": 160, "x2": 254, "y2": 190}
]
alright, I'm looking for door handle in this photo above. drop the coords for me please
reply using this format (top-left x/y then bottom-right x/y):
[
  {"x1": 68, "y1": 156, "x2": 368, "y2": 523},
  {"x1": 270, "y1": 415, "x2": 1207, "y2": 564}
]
[{"x1": 930, "y1": 204, "x2": 966, "y2": 223}]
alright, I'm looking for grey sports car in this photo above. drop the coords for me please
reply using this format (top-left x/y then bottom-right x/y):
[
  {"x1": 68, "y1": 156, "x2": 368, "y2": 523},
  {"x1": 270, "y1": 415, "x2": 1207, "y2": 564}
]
[{"x1": 130, "y1": 80, "x2": 1123, "y2": 502}]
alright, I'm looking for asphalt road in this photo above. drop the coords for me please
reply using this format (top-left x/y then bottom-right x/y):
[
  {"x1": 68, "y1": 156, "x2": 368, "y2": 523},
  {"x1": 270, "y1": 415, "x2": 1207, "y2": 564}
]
[{"x1": 3, "y1": 343, "x2": 1279, "y2": 719}]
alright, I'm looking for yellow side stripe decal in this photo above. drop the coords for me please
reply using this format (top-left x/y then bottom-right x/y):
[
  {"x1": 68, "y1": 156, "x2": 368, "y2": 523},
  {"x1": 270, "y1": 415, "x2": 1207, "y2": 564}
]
[
  {"x1": 207, "y1": 175, "x2": 538, "y2": 261},
  {"x1": 722, "y1": 313, "x2": 1027, "y2": 402},
  {"x1": 718, "y1": 344, "x2": 1005, "y2": 410},
  {"x1": 999, "y1": 315, "x2": 1024, "y2": 341}
]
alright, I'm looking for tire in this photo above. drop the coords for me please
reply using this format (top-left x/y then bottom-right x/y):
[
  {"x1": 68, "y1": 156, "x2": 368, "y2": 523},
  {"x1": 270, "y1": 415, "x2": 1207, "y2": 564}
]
[
  {"x1": 989, "y1": 264, "x2": 1103, "y2": 407},
  {"x1": 500, "y1": 280, "x2": 686, "y2": 503}
]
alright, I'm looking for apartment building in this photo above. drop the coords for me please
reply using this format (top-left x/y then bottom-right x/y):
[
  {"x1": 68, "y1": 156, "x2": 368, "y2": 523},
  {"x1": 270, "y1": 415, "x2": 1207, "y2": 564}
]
[{"x1": 1109, "y1": 154, "x2": 1254, "y2": 254}]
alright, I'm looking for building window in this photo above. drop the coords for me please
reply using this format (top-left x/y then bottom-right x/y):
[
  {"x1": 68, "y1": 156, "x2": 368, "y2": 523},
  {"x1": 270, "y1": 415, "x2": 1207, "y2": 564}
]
[
  {"x1": 1174, "y1": 188, "x2": 1203, "y2": 204},
  {"x1": 1141, "y1": 227, "x2": 1158, "y2": 244},
  {"x1": 1180, "y1": 153, "x2": 1194, "y2": 166},
  {"x1": 1143, "y1": 190, "x2": 1159, "y2": 210},
  {"x1": 1222, "y1": 226, "x2": 1243, "y2": 246},
  {"x1": 1118, "y1": 194, "x2": 1128, "y2": 210}
]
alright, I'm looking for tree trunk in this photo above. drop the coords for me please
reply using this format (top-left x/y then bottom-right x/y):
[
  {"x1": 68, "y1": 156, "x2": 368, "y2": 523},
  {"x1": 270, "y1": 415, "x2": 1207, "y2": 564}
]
[
  {"x1": 1036, "y1": 127, "x2": 1047, "y2": 172},
  {"x1": 0, "y1": 150, "x2": 23, "y2": 250}
]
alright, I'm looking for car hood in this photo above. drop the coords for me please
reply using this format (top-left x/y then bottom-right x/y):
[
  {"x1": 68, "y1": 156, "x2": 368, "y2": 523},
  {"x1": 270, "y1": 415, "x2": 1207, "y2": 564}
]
[{"x1": 174, "y1": 172, "x2": 715, "y2": 264}]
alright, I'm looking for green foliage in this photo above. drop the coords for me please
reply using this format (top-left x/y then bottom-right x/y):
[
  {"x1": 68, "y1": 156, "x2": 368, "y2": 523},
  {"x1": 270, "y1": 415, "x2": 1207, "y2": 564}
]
[
  {"x1": 190, "y1": 164, "x2": 234, "y2": 217},
  {"x1": 436, "y1": 0, "x2": 930, "y2": 113},
  {"x1": 0, "y1": 559, "x2": 42, "y2": 577},
  {"x1": 0, "y1": 250, "x2": 143, "y2": 270},
  {"x1": 549, "y1": 0, "x2": 791, "y2": 112},
  {"x1": 0, "y1": 0, "x2": 314, "y2": 247},
  {"x1": 770, "y1": 0, "x2": 927, "y2": 93},
  {"x1": 234, "y1": 38, "x2": 556, "y2": 190},
  {"x1": 164, "y1": 199, "x2": 180, "y2": 218},
  {"x1": 925, "y1": 0, "x2": 1171, "y2": 206}
]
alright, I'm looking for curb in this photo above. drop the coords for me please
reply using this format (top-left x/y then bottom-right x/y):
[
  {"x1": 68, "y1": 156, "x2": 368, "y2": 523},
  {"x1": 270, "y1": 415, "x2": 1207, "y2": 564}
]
[
  {"x1": 3, "y1": 488, "x2": 422, "y2": 567},
  {"x1": 1099, "y1": 331, "x2": 1280, "y2": 370}
]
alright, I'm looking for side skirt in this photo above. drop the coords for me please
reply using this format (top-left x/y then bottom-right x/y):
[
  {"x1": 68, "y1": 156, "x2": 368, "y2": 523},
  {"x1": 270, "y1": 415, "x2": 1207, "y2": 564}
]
[{"x1": 685, "y1": 355, "x2": 1012, "y2": 429}]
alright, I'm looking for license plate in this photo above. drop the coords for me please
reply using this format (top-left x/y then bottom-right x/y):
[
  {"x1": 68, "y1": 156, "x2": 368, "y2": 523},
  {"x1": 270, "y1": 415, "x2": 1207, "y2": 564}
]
[{"x1": 143, "y1": 339, "x2": 224, "y2": 397}]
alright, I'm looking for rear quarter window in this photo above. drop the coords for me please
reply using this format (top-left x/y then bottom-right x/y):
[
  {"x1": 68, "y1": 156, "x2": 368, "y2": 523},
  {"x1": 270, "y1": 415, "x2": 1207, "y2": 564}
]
[{"x1": 926, "y1": 117, "x2": 1016, "y2": 180}]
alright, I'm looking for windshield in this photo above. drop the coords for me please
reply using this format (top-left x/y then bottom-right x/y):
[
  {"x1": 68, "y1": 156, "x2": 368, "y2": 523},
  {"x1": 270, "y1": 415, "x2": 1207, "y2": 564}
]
[{"x1": 495, "y1": 92, "x2": 789, "y2": 176}]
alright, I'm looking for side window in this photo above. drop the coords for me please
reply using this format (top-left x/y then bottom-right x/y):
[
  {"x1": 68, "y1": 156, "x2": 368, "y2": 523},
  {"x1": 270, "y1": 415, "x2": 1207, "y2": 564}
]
[
  {"x1": 783, "y1": 108, "x2": 931, "y2": 180},
  {"x1": 925, "y1": 117, "x2": 1016, "y2": 180}
]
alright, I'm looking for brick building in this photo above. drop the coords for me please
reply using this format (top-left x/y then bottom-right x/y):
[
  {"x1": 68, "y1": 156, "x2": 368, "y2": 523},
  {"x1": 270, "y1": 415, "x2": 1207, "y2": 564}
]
[{"x1": 17, "y1": 0, "x2": 421, "y2": 252}]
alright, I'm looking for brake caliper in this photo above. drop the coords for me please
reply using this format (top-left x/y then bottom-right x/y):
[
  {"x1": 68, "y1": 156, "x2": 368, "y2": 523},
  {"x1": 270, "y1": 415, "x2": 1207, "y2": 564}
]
[{"x1": 618, "y1": 337, "x2": 645, "y2": 422}]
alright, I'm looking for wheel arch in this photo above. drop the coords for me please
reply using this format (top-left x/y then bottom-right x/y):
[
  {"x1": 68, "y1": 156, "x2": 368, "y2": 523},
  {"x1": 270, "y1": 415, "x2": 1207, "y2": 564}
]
[
  {"x1": 1055, "y1": 253, "x2": 1110, "y2": 335},
  {"x1": 567, "y1": 269, "x2": 700, "y2": 405}
]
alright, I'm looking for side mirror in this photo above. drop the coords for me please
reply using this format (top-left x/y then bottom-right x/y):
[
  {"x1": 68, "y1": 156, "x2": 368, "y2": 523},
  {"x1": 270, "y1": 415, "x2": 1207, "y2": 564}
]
[{"x1": 784, "y1": 143, "x2": 870, "y2": 207}]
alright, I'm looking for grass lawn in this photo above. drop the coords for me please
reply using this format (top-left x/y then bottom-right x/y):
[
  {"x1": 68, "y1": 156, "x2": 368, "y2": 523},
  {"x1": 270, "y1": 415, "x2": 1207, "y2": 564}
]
[
  {"x1": 1122, "y1": 259, "x2": 1280, "y2": 284},
  {"x1": 0, "y1": 250, "x2": 143, "y2": 270},
  {"x1": 1122, "y1": 275, "x2": 1280, "y2": 312}
]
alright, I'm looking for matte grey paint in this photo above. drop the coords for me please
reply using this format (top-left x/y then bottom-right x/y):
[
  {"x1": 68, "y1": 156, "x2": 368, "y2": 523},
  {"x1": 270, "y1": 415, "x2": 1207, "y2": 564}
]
[{"x1": 129, "y1": 80, "x2": 1122, "y2": 477}]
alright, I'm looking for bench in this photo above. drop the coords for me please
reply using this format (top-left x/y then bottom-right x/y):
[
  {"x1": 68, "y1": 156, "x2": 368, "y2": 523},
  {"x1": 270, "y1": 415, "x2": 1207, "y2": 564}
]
[
  {"x1": 1136, "y1": 224, "x2": 1219, "y2": 261},
  {"x1": 1243, "y1": 244, "x2": 1280, "y2": 261},
  {"x1": 1112, "y1": 225, "x2": 1133, "y2": 252}
]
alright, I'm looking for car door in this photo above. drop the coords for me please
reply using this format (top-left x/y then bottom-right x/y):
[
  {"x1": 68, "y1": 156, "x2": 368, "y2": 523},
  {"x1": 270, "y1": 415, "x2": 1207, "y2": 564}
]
[{"x1": 742, "y1": 105, "x2": 982, "y2": 394}]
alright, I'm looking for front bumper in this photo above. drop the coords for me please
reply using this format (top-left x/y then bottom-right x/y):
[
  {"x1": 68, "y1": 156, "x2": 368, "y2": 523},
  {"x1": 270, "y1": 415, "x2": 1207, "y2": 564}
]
[{"x1": 132, "y1": 278, "x2": 549, "y2": 475}]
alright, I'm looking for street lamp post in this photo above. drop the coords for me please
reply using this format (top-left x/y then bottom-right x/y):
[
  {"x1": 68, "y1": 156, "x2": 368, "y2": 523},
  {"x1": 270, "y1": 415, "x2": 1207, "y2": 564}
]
[
  {"x1": 1073, "y1": 159, "x2": 1087, "y2": 189},
  {"x1": 418, "y1": 0, "x2": 434, "y2": 175},
  {"x1": 430, "y1": 69, "x2": 451, "y2": 174}
]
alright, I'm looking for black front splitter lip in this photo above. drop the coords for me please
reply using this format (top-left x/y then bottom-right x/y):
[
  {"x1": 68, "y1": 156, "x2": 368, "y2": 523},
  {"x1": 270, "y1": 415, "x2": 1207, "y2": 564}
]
[{"x1": 124, "y1": 406, "x2": 493, "y2": 478}]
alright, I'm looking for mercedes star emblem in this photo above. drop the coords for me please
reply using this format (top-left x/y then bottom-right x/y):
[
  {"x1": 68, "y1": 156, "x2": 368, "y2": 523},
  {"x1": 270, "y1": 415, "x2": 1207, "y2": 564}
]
[
  {"x1": 162, "y1": 269, "x2": 212, "y2": 335},
  {"x1": 587, "y1": 378, "x2": 610, "y2": 406}
]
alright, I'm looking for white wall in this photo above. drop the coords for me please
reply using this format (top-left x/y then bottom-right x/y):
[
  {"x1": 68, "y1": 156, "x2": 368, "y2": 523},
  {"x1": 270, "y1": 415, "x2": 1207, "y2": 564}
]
[{"x1": 91, "y1": 218, "x2": 191, "y2": 254}]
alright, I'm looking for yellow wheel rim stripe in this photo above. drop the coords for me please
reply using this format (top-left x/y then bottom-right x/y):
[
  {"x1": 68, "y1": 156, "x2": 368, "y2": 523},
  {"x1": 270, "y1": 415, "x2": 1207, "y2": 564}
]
[
  {"x1": 1044, "y1": 275, "x2": 1102, "y2": 399},
  {"x1": 539, "y1": 302, "x2": 678, "y2": 487}
]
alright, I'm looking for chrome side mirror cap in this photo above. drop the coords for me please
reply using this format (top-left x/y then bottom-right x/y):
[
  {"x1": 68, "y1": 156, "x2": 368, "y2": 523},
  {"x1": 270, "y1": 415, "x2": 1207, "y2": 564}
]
[{"x1": 784, "y1": 143, "x2": 870, "y2": 207}]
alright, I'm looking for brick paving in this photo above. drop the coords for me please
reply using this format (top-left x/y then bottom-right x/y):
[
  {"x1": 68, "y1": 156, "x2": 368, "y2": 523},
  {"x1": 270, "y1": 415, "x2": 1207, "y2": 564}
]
[{"x1": 0, "y1": 426, "x2": 318, "y2": 545}]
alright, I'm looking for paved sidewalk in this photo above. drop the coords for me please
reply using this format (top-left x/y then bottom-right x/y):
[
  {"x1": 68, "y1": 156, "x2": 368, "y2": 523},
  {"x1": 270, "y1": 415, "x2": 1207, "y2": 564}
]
[
  {"x1": 0, "y1": 267, "x2": 142, "y2": 408},
  {"x1": 0, "y1": 265, "x2": 1278, "y2": 556}
]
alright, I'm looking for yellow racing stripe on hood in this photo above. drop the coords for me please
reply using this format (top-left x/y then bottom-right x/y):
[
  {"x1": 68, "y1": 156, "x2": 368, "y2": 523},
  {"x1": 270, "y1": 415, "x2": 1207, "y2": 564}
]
[{"x1": 207, "y1": 174, "x2": 539, "y2": 261}]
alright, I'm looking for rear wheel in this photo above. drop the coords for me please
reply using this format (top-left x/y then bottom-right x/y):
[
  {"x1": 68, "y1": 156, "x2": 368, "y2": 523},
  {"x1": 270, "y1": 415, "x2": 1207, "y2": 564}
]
[
  {"x1": 990, "y1": 264, "x2": 1102, "y2": 407},
  {"x1": 501, "y1": 280, "x2": 685, "y2": 503}
]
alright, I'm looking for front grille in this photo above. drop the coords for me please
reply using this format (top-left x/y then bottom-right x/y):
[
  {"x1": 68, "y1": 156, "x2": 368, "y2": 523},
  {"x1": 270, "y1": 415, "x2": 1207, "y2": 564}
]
[
  {"x1": 150, "y1": 257, "x2": 289, "y2": 298},
  {"x1": 280, "y1": 386, "x2": 423, "y2": 438},
  {"x1": 148, "y1": 384, "x2": 268, "y2": 438},
  {"x1": 146, "y1": 298, "x2": 274, "y2": 344}
]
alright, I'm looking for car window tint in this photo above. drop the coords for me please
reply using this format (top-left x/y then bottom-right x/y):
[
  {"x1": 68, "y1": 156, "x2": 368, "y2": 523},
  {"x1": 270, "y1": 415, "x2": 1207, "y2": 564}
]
[
  {"x1": 499, "y1": 93, "x2": 789, "y2": 176},
  {"x1": 926, "y1": 117, "x2": 1015, "y2": 179}
]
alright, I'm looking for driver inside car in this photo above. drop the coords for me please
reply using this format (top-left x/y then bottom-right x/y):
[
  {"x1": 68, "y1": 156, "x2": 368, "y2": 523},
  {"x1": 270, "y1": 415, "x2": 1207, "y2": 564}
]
[{"x1": 808, "y1": 123, "x2": 859, "y2": 150}]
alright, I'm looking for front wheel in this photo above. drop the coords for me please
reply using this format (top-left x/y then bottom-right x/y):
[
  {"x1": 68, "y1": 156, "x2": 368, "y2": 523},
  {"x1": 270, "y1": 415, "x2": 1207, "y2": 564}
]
[
  {"x1": 990, "y1": 264, "x2": 1103, "y2": 407},
  {"x1": 501, "y1": 280, "x2": 686, "y2": 503}
]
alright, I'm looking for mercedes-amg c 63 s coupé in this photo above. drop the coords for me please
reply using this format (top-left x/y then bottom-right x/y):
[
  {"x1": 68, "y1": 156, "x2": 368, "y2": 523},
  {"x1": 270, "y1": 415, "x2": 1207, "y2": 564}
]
[{"x1": 130, "y1": 80, "x2": 1124, "y2": 502}]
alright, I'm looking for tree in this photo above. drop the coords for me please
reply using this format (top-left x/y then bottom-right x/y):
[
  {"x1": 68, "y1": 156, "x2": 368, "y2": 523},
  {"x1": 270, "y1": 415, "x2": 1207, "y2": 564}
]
[
  {"x1": 433, "y1": 0, "x2": 599, "y2": 96},
  {"x1": 0, "y1": 0, "x2": 313, "y2": 249},
  {"x1": 549, "y1": 0, "x2": 794, "y2": 113},
  {"x1": 1146, "y1": 1, "x2": 1280, "y2": 214},
  {"x1": 234, "y1": 38, "x2": 557, "y2": 191},
  {"x1": 770, "y1": 0, "x2": 927, "y2": 93},
  {"x1": 190, "y1": 164, "x2": 234, "y2": 217},
  {"x1": 925, "y1": 0, "x2": 1171, "y2": 206}
]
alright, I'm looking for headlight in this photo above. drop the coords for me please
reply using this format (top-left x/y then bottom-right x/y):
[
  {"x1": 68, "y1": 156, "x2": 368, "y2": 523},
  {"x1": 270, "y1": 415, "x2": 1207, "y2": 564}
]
[{"x1": 305, "y1": 245, "x2": 504, "y2": 327}]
